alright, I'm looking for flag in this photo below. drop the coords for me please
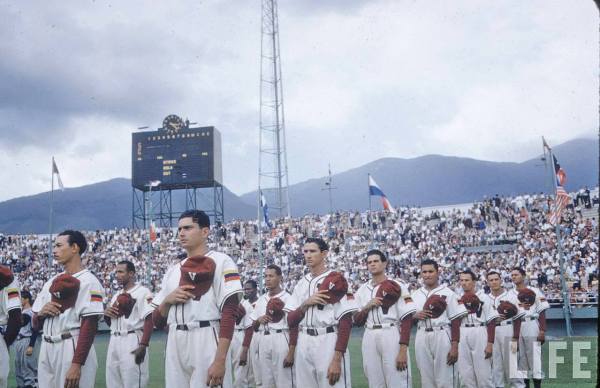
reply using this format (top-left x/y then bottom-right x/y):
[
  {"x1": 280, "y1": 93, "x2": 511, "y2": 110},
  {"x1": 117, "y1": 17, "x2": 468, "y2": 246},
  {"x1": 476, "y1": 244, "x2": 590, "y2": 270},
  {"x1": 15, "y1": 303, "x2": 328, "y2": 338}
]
[
  {"x1": 260, "y1": 191, "x2": 273, "y2": 228},
  {"x1": 549, "y1": 154, "x2": 569, "y2": 225},
  {"x1": 149, "y1": 222, "x2": 157, "y2": 242},
  {"x1": 368, "y1": 175, "x2": 395, "y2": 212},
  {"x1": 52, "y1": 158, "x2": 64, "y2": 191}
]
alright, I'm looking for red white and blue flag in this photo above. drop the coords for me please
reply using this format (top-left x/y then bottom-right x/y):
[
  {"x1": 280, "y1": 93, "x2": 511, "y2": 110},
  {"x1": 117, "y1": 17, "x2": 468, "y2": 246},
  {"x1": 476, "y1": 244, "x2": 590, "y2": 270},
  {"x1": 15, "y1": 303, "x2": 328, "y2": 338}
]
[{"x1": 368, "y1": 175, "x2": 395, "y2": 213}]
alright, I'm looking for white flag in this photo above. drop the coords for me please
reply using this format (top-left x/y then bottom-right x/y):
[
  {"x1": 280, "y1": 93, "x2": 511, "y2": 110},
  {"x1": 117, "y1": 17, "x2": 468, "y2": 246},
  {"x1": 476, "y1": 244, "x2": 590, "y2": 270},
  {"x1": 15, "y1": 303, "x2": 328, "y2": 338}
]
[{"x1": 52, "y1": 158, "x2": 64, "y2": 191}]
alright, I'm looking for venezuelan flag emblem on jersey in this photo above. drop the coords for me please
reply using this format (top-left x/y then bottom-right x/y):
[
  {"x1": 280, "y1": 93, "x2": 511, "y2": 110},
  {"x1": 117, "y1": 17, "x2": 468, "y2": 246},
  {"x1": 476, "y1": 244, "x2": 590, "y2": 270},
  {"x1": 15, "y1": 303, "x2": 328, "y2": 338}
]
[
  {"x1": 90, "y1": 291, "x2": 103, "y2": 302},
  {"x1": 224, "y1": 269, "x2": 240, "y2": 282},
  {"x1": 7, "y1": 288, "x2": 19, "y2": 300}
]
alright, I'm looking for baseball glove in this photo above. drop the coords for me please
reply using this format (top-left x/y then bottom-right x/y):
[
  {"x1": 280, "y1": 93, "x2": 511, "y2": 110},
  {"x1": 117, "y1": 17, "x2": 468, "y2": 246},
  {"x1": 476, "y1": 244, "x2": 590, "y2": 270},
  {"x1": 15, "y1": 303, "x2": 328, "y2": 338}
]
[
  {"x1": 116, "y1": 293, "x2": 136, "y2": 319},
  {"x1": 266, "y1": 297, "x2": 285, "y2": 323}
]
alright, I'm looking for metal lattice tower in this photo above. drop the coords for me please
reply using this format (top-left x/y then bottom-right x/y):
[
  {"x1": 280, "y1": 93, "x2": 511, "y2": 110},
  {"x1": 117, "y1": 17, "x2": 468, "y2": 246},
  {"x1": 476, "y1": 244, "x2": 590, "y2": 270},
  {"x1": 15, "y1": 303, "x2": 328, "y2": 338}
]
[{"x1": 258, "y1": 0, "x2": 291, "y2": 219}]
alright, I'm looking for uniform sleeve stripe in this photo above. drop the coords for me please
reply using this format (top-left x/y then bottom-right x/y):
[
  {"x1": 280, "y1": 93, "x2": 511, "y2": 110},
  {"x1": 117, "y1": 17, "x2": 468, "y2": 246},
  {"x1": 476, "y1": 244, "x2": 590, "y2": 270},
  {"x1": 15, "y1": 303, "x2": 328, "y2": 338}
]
[
  {"x1": 335, "y1": 308, "x2": 358, "y2": 320},
  {"x1": 81, "y1": 312, "x2": 104, "y2": 317},
  {"x1": 399, "y1": 308, "x2": 417, "y2": 320},
  {"x1": 218, "y1": 289, "x2": 243, "y2": 311},
  {"x1": 449, "y1": 311, "x2": 468, "y2": 320}
]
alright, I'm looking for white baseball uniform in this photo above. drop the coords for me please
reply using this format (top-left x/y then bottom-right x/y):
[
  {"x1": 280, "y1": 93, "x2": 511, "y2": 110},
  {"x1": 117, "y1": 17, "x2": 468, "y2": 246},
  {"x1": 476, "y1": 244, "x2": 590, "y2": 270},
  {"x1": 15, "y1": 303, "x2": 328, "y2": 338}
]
[
  {"x1": 513, "y1": 287, "x2": 549, "y2": 380},
  {"x1": 355, "y1": 278, "x2": 416, "y2": 388},
  {"x1": 287, "y1": 270, "x2": 358, "y2": 388},
  {"x1": 457, "y1": 290, "x2": 499, "y2": 388},
  {"x1": 0, "y1": 278, "x2": 21, "y2": 388},
  {"x1": 106, "y1": 284, "x2": 154, "y2": 388},
  {"x1": 250, "y1": 290, "x2": 295, "y2": 388},
  {"x1": 151, "y1": 251, "x2": 243, "y2": 388},
  {"x1": 231, "y1": 298, "x2": 258, "y2": 388},
  {"x1": 32, "y1": 269, "x2": 105, "y2": 388},
  {"x1": 481, "y1": 290, "x2": 525, "y2": 388},
  {"x1": 411, "y1": 284, "x2": 467, "y2": 388}
]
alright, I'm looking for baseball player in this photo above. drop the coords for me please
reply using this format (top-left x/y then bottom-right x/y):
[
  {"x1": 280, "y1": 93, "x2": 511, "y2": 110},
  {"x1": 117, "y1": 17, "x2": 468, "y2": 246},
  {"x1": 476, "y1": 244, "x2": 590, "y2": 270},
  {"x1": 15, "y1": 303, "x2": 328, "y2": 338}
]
[
  {"x1": 231, "y1": 279, "x2": 259, "y2": 388},
  {"x1": 456, "y1": 270, "x2": 499, "y2": 388},
  {"x1": 15, "y1": 290, "x2": 38, "y2": 388},
  {"x1": 286, "y1": 237, "x2": 357, "y2": 388},
  {"x1": 354, "y1": 249, "x2": 416, "y2": 388},
  {"x1": 104, "y1": 260, "x2": 154, "y2": 388},
  {"x1": 151, "y1": 210, "x2": 243, "y2": 388},
  {"x1": 32, "y1": 230, "x2": 105, "y2": 388},
  {"x1": 245, "y1": 264, "x2": 296, "y2": 388},
  {"x1": 482, "y1": 271, "x2": 524, "y2": 388},
  {"x1": 0, "y1": 265, "x2": 23, "y2": 388},
  {"x1": 411, "y1": 259, "x2": 467, "y2": 388},
  {"x1": 511, "y1": 267, "x2": 549, "y2": 388}
]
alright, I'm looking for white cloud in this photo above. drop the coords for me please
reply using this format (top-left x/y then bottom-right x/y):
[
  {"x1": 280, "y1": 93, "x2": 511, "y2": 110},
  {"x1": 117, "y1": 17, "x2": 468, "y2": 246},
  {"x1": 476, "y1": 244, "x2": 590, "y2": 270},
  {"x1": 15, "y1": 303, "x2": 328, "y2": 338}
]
[{"x1": 0, "y1": 0, "x2": 596, "y2": 200}]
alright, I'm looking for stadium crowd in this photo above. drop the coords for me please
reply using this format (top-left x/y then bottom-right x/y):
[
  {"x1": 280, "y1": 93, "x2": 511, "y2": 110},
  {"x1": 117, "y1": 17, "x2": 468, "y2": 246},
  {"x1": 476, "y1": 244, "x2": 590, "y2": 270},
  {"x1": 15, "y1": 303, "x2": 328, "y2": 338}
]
[{"x1": 0, "y1": 191, "x2": 597, "y2": 308}]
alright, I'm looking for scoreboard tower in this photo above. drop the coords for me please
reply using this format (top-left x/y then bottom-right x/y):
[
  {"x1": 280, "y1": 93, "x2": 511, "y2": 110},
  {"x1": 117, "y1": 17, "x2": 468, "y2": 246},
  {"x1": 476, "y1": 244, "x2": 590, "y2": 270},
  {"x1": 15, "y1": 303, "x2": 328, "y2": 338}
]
[{"x1": 131, "y1": 114, "x2": 224, "y2": 229}]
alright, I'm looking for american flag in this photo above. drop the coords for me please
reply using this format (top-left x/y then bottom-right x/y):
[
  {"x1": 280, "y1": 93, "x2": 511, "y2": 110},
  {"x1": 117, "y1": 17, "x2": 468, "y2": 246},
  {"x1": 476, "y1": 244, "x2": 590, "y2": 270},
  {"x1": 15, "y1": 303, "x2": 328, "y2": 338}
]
[{"x1": 549, "y1": 155, "x2": 570, "y2": 225}]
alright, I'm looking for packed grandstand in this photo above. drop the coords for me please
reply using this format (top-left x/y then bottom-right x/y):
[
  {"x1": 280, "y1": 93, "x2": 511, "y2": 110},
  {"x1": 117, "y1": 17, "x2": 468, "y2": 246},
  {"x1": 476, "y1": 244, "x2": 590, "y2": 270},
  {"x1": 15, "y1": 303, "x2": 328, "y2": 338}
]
[{"x1": 1, "y1": 190, "x2": 597, "y2": 309}]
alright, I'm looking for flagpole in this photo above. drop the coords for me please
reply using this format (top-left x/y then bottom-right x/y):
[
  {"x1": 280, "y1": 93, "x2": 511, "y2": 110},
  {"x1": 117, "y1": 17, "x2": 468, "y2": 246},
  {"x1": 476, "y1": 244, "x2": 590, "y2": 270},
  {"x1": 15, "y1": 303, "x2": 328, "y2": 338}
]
[
  {"x1": 546, "y1": 143, "x2": 574, "y2": 336},
  {"x1": 48, "y1": 157, "x2": 55, "y2": 267},
  {"x1": 368, "y1": 174, "x2": 372, "y2": 212},
  {"x1": 257, "y1": 189, "x2": 264, "y2": 292}
]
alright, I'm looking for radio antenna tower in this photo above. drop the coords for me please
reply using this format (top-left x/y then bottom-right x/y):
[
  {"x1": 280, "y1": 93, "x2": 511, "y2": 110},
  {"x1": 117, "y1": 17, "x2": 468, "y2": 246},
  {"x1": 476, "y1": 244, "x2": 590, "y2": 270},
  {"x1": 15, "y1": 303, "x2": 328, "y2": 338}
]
[{"x1": 258, "y1": 0, "x2": 291, "y2": 219}]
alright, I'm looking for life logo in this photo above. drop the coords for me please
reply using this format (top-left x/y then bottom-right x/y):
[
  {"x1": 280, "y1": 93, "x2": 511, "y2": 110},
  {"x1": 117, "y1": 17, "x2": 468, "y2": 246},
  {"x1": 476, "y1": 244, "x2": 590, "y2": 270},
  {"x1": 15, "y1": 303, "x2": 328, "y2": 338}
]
[
  {"x1": 52, "y1": 291, "x2": 61, "y2": 299},
  {"x1": 328, "y1": 282, "x2": 334, "y2": 290},
  {"x1": 189, "y1": 272, "x2": 197, "y2": 281}
]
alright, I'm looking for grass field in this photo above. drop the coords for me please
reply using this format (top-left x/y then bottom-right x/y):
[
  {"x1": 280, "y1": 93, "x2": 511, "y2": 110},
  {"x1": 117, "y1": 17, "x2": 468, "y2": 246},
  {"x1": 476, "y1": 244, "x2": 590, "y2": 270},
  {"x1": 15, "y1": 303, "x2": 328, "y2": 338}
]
[{"x1": 9, "y1": 333, "x2": 597, "y2": 387}]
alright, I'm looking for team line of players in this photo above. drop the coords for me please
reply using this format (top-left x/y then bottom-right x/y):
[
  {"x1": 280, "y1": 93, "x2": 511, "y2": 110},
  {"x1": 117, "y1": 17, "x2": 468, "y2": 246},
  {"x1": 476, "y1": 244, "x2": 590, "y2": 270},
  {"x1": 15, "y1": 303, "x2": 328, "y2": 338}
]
[{"x1": 0, "y1": 209, "x2": 550, "y2": 388}]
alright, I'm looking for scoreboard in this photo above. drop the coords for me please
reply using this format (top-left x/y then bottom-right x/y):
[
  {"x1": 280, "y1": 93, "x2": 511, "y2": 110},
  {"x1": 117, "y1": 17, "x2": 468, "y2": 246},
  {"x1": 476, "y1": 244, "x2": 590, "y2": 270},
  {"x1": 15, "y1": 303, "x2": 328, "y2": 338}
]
[{"x1": 131, "y1": 124, "x2": 222, "y2": 191}]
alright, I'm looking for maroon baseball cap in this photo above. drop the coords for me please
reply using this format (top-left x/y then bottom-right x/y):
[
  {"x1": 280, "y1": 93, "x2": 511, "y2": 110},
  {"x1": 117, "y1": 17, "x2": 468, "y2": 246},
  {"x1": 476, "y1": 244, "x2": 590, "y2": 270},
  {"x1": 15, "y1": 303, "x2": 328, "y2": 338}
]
[
  {"x1": 116, "y1": 293, "x2": 136, "y2": 318},
  {"x1": 317, "y1": 271, "x2": 348, "y2": 306},
  {"x1": 179, "y1": 256, "x2": 216, "y2": 301},
  {"x1": 50, "y1": 274, "x2": 81, "y2": 313},
  {"x1": 0, "y1": 266, "x2": 14, "y2": 290},
  {"x1": 266, "y1": 297, "x2": 285, "y2": 323},
  {"x1": 424, "y1": 294, "x2": 447, "y2": 319},
  {"x1": 375, "y1": 279, "x2": 401, "y2": 314}
]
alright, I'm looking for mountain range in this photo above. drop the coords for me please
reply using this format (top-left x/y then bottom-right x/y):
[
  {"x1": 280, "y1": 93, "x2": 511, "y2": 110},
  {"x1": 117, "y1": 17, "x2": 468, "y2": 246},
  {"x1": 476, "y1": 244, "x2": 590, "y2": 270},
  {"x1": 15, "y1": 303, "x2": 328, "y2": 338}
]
[{"x1": 0, "y1": 137, "x2": 596, "y2": 234}]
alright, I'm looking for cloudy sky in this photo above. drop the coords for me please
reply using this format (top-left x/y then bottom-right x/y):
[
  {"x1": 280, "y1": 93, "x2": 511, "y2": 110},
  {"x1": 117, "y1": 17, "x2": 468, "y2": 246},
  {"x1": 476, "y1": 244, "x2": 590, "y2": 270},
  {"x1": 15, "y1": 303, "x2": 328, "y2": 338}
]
[{"x1": 0, "y1": 0, "x2": 597, "y2": 201}]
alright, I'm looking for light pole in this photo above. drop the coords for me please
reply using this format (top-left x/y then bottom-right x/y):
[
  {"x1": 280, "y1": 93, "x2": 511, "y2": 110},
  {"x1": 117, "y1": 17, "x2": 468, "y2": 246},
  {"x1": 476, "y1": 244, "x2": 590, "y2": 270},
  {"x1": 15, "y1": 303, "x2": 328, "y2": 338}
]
[{"x1": 145, "y1": 180, "x2": 161, "y2": 288}]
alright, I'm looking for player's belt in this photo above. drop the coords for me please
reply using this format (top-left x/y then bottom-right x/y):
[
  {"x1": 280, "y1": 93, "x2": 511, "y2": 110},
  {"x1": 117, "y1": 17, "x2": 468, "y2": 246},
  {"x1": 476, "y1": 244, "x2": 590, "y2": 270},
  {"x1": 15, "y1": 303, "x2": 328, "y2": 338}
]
[
  {"x1": 521, "y1": 316, "x2": 537, "y2": 322},
  {"x1": 498, "y1": 320, "x2": 513, "y2": 326},
  {"x1": 236, "y1": 328, "x2": 246, "y2": 332},
  {"x1": 111, "y1": 330, "x2": 138, "y2": 336},
  {"x1": 461, "y1": 322, "x2": 486, "y2": 328},
  {"x1": 43, "y1": 332, "x2": 74, "y2": 343},
  {"x1": 302, "y1": 326, "x2": 337, "y2": 336},
  {"x1": 418, "y1": 324, "x2": 449, "y2": 332},
  {"x1": 366, "y1": 323, "x2": 396, "y2": 330},
  {"x1": 174, "y1": 320, "x2": 216, "y2": 331},
  {"x1": 263, "y1": 329, "x2": 287, "y2": 335},
  {"x1": 17, "y1": 335, "x2": 31, "y2": 340}
]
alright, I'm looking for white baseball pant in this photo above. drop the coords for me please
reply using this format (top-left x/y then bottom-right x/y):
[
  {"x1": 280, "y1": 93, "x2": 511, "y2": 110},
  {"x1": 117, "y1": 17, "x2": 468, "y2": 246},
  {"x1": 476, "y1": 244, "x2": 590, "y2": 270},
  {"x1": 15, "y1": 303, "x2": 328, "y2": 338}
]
[
  {"x1": 258, "y1": 330, "x2": 295, "y2": 388},
  {"x1": 0, "y1": 338, "x2": 8, "y2": 388},
  {"x1": 518, "y1": 320, "x2": 543, "y2": 380},
  {"x1": 38, "y1": 333, "x2": 98, "y2": 388},
  {"x1": 457, "y1": 326, "x2": 493, "y2": 388},
  {"x1": 231, "y1": 329, "x2": 255, "y2": 388},
  {"x1": 106, "y1": 331, "x2": 149, "y2": 388},
  {"x1": 492, "y1": 325, "x2": 524, "y2": 388},
  {"x1": 165, "y1": 324, "x2": 233, "y2": 388},
  {"x1": 361, "y1": 326, "x2": 411, "y2": 388},
  {"x1": 414, "y1": 327, "x2": 458, "y2": 388},
  {"x1": 295, "y1": 331, "x2": 351, "y2": 388}
]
